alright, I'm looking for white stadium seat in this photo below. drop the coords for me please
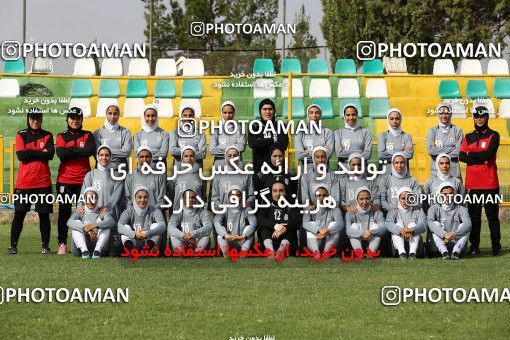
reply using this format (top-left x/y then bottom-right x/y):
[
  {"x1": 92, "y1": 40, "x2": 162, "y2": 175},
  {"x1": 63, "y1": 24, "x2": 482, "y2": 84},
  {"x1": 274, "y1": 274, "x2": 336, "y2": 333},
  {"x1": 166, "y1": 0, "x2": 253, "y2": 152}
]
[
  {"x1": 459, "y1": 59, "x2": 482, "y2": 75},
  {"x1": 128, "y1": 58, "x2": 150, "y2": 76},
  {"x1": 487, "y1": 59, "x2": 509, "y2": 75},
  {"x1": 96, "y1": 98, "x2": 119, "y2": 118},
  {"x1": 175, "y1": 56, "x2": 186, "y2": 75},
  {"x1": 309, "y1": 79, "x2": 332, "y2": 98},
  {"x1": 337, "y1": 78, "x2": 360, "y2": 98},
  {"x1": 73, "y1": 58, "x2": 96, "y2": 76},
  {"x1": 281, "y1": 79, "x2": 304, "y2": 98},
  {"x1": 182, "y1": 59, "x2": 205, "y2": 76},
  {"x1": 179, "y1": 98, "x2": 202, "y2": 118},
  {"x1": 153, "y1": 98, "x2": 174, "y2": 118},
  {"x1": 30, "y1": 58, "x2": 53, "y2": 74},
  {"x1": 253, "y1": 78, "x2": 276, "y2": 99},
  {"x1": 69, "y1": 98, "x2": 91, "y2": 118},
  {"x1": 433, "y1": 59, "x2": 455, "y2": 75},
  {"x1": 100, "y1": 58, "x2": 123, "y2": 76},
  {"x1": 155, "y1": 59, "x2": 177, "y2": 76},
  {"x1": 383, "y1": 56, "x2": 408, "y2": 74},
  {"x1": 498, "y1": 99, "x2": 510, "y2": 118},
  {"x1": 365, "y1": 79, "x2": 388, "y2": 98},
  {"x1": 123, "y1": 98, "x2": 147, "y2": 118},
  {"x1": 0, "y1": 79, "x2": 20, "y2": 97},
  {"x1": 472, "y1": 99, "x2": 496, "y2": 118}
]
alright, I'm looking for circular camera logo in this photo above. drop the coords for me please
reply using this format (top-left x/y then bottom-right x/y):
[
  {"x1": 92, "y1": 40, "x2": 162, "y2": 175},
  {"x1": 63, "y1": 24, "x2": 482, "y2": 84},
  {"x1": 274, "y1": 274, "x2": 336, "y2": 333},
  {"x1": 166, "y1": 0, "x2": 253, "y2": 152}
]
[
  {"x1": 381, "y1": 286, "x2": 401, "y2": 306},
  {"x1": 404, "y1": 192, "x2": 419, "y2": 207},
  {"x1": 1, "y1": 41, "x2": 21, "y2": 61},
  {"x1": 356, "y1": 41, "x2": 376, "y2": 61},
  {"x1": 190, "y1": 22, "x2": 205, "y2": 37},
  {"x1": 178, "y1": 118, "x2": 197, "y2": 137}
]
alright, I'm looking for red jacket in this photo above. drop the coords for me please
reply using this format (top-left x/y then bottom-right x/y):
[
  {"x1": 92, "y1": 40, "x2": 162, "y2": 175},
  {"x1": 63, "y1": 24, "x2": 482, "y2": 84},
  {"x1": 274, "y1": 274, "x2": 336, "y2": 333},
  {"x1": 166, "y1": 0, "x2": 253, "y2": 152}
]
[
  {"x1": 56, "y1": 129, "x2": 95, "y2": 185},
  {"x1": 15, "y1": 129, "x2": 54, "y2": 189},
  {"x1": 459, "y1": 127, "x2": 499, "y2": 190}
]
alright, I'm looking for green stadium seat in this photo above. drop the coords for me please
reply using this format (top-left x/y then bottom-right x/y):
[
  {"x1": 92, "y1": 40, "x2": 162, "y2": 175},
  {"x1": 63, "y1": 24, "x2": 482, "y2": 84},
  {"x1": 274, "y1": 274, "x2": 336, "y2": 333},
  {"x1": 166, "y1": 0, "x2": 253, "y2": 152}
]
[
  {"x1": 335, "y1": 59, "x2": 357, "y2": 74},
  {"x1": 312, "y1": 98, "x2": 333, "y2": 119},
  {"x1": 3, "y1": 59, "x2": 25, "y2": 74},
  {"x1": 493, "y1": 78, "x2": 510, "y2": 99},
  {"x1": 283, "y1": 98, "x2": 305, "y2": 119},
  {"x1": 98, "y1": 79, "x2": 120, "y2": 98},
  {"x1": 126, "y1": 79, "x2": 148, "y2": 98},
  {"x1": 307, "y1": 58, "x2": 329, "y2": 75},
  {"x1": 369, "y1": 98, "x2": 390, "y2": 118},
  {"x1": 154, "y1": 80, "x2": 176, "y2": 98},
  {"x1": 362, "y1": 59, "x2": 383, "y2": 74},
  {"x1": 466, "y1": 80, "x2": 488, "y2": 99},
  {"x1": 70, "y1": 79, "x2": 93, "y2": 98},
  {"x1": 253, "y1": 59, "x2": 275, "y2": 75},
  {"x1": 280, "y1": 58, "x2": 301, "y2": 74},
  {"x1": 339, "y1": 99, "x2": 362, "y2": 117},
  {"x1": 181, "y1": 79, "x2": 202, "y2": 98},
  {"x1": 438, "y1": 80, "x2": 461, "y2": 99}
]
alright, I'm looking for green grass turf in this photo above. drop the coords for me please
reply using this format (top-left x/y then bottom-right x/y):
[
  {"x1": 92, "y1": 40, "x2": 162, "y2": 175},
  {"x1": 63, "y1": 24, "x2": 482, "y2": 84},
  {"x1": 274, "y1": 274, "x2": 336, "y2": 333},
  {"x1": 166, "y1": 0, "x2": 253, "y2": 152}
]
[{"x1": 0, "y1": 222, "x2": 509, "y2": 339}]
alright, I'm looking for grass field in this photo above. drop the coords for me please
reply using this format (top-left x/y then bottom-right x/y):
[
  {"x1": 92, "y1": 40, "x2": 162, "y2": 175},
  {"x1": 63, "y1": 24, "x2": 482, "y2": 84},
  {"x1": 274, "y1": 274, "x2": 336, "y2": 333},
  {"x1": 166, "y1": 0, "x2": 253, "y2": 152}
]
[{"x1": 0, "y1": 222, "x2": 509, "y2": 339}]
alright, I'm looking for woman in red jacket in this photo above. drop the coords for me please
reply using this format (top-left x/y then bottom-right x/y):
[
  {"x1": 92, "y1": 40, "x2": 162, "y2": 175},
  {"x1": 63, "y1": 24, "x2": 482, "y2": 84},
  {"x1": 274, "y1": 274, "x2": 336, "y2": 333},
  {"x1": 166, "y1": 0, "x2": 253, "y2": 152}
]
[
  {"x1": 459, "y1": 106, "x2": 501, "y2": 256},
  {"x1": 9, "y1": 108, "x2": 54, "y2": 254}
]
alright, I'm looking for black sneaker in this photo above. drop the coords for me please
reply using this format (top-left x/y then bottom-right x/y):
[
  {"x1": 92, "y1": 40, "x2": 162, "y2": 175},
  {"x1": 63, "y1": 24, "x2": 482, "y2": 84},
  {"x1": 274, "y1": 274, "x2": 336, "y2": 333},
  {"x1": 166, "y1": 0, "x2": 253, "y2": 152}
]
[
  {"x1": 123, "y1": 240, "x2": 134, "y2": 251},
  {"x1": 82, "y1": 250, "x2": 90, "y2": 259},
  {"x1": 469, "y1": 247, "x2": 481, "y2": 256},
  {"x1": 408, "y1": 253, "x2": 417, "y2": 260},
  {"x1": 7, "y1": 246, "x2": 17, "y2": 255},
  {"x1": 451, "y1": 252, "x2": 460, "y2": 260},
  {"x1": 91, "y1": 250, "x2": 101, "y2": 259},
  {"x1": 41, "y1": 246, "x2": 51, "y2": 254},
  {"x1": 146, "y1": 240, "x2": 156, "y2": 250},
  {"x1": 399, "y1": 253, "x2": 407, "y2": 260},
  {"x1": 442, "y1": 252, "x2": 450, "y2": 260}
]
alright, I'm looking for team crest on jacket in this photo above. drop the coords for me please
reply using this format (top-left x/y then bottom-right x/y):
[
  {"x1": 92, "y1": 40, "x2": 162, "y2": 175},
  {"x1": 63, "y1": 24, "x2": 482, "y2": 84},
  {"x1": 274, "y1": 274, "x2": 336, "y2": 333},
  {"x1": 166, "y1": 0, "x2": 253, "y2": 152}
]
[
  {"x1": 79, "y1": 141, "x2": 84, "y2": 148},
  {"x1": 39, "y1": 142, "x2": 45, "y2": 149},
  {"x1": 284, "y1": 214, "x2": 288, "y2": 221},
  {"x1": 481, "y1": 141, "x2": 486, "y2": 148}
]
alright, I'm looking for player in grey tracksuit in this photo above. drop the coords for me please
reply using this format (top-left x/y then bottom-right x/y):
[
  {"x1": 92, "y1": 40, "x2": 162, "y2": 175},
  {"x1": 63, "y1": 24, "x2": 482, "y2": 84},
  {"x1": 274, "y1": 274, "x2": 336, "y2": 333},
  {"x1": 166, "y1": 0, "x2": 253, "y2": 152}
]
[
  {"x1": 210, "y1": 146, "x2": 255, "y2": 212},
  {"x1": 124, "y1": 146, "x2": 166, "y2": 210},
  {"x1": 208, "y1": 101, "x2": 246, "y2": 167},
  {"x1": 427, "y1": 182, "x2": 472, "y2": 259},
  {"x1": 345, "y1": 187, "x2": 387, "y2": 254},
  {"x1": 133, "y1": 104, "x2": 170, "y2": 168},
  {"x1": 426, "y1": 102, "x2": 463, "y2": 179},
  {"x1": 68, "y1": 187, "x2": 115, "y2": 258},
  {"x1": 93, "y1": 103, "x2": 132, "y2": 172},
  {"x1": 385, "y1": 186, "x2": 427, "y2": 259},
  {"x1": 169, "y1": 107, "x2": 207, "y2": 168},
  {"x1": 213, "y1": 185, "x2": 257, "y2": 257},
  {"x1": 379, "y1": 152, "x2": 421, "y2": 213},
  {"x1": 303, "y1": 185, "x2": 344, "y2": 258},
  {"x1": 377, "y1": 108, "x2": 413, "y2": 175},
  {"x1": 167, "y1": 146, "x2": 206, "y2": 213},
  {"x1": 118, "y1": 186, "x2": 166, "y2": 251},
  {"x1": 294, "y1": 104, "x2": 335, "y2": 169},
  {"x1": 300, "y1": 146, "x2": 341, "y2": 209},
  {"x1": 334, "y1": 103, "x2": 372, "y2": 169},
  {"x1": 168, "y1": 189, "x2": 212, "y2": 253},
  {"x1": 339, "y1": 152, "x2": 381, "y2": 212},
  {"x1": 422, "y1": 153, "x2": 465, "y2": 212},
  {"x1": 78, "y1": 145, "x2": 123, "y2": 219}
]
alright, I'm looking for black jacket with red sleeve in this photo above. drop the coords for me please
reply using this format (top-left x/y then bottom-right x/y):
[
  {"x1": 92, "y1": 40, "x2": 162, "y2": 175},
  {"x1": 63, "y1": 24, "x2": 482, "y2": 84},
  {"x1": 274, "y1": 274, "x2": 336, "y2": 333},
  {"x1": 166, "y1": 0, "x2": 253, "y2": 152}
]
[
  {"x1": 15, "y1": 129, "x2": 54, "y2": 189},
  {"x1": 459, "y1": 127, "x2": 499, "y2": 190},
  {"x1": 56, "y1": 129, "x2": 96, "y2": 185}
]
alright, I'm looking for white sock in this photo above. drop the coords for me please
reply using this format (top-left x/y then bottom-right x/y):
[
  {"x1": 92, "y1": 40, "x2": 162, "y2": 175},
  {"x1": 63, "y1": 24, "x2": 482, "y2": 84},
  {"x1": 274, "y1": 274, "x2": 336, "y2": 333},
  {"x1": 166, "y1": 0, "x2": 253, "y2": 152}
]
[{"x1": 72, "y1": 230, "x2": 88, "y2": 252}]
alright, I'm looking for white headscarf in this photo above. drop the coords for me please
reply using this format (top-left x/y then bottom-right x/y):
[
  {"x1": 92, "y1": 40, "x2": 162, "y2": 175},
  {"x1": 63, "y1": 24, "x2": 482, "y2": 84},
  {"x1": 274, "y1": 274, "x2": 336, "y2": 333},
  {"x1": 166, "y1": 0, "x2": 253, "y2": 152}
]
[
  {"x1": 391, "y1": 152, "x2": 408, "y2": 179},
  {"x1": 224, "y1": 145, "x2": 241, "y2": 168},
  {"x1": 181, "y1": 145, "x2": 197, "y2": 163},
  {"x1": 141, "y1": 104, "x2": 159, "y2": 133},
  {"x1": 227, "y1": 185, "x2": 243, "y2": 212},
  {"x1": 312, "y1": 146, "x2": 328, "y2": 170},
  {"x1": 136, "y1": 145, "x2": 153, "y2": 170},
  {"x1": 436, "y1": 102, "x2": 452, "y2": 134},
  {"x1": 133, "y1": 186, "x2": 149, "y2": 216},
  {"x1": 342, "y1": 103, "x2": 360, "y2": 131},
  {"x1": 436, "y1": 181, "x2": 455, "y2": 211},
  {"x1": 82, "y1": 186, "x2": 99, "y2": 214},
  {"x1": 355, "y1": 186, "x2": 371, "y2": 213},
  {"x1": 306, "y1": 104, "x2": 322, "y2": 122},
  {"x1": 435, "y1": 153, "x2": 452, "y2": 181},
  {"x1": 96, "y1": 145, "x2": 112, "y2": 172},
  {"x1": 347, "y1": 152, "x2": 363, "y2": 172},
  {"x1": 103, "y1": 102, "x2": 120, "y2": 132},
  {"x1": 182, "y1": 189, "x2": 198, "y2": 215},
  {"x1": 387, "y1": 108, "x2": 402, "y2": 137},
  {"x1": 396, "y1": 186, "x2": 413, "y2": 212},
  {"x1": 220, "y1": 101, "x2": 236, "y2": 120}
]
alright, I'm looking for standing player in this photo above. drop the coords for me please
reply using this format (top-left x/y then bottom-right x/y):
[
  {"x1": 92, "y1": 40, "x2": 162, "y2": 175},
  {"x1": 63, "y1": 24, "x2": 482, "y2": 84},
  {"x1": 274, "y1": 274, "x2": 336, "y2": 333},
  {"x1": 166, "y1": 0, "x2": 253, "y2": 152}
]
[
  {"x1": 8, "y1": 108, "x2": 54, "y2": 254},
  {"x1": 55, "y1": 107, "x2": 96, "y2": 254}
]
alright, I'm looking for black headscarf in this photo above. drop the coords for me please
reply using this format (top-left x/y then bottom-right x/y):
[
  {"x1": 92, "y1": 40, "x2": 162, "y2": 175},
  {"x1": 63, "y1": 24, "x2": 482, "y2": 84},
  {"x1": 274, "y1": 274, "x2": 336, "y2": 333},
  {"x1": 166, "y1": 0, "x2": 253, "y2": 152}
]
[
  {"x1": 473, "y1": 106, "x2": 489, "y2": 132},
  {"x1": 259, "y1": 98, "x2": 276, "y2": 123},
  {"x1": 26, "y1": 107, "x2": 43, "y2": 133}
]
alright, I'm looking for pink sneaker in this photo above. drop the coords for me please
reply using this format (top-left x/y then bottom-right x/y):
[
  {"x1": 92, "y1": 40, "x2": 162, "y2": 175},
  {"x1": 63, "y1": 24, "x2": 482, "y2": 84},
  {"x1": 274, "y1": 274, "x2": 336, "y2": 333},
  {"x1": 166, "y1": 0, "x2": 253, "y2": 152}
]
[{"x1": 57, "y1": 243, "x2": 68, "y2": 255}]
